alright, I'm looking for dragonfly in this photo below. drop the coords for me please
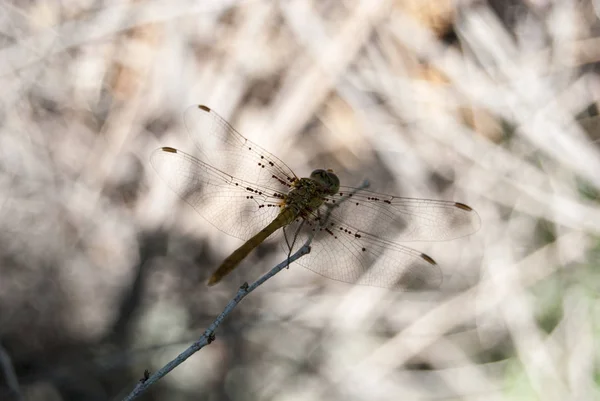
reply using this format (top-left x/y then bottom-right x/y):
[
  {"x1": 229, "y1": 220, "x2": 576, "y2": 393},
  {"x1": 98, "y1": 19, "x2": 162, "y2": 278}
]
[{"x1": 151, "y1": 105, "x2": 481, "y2": 290}]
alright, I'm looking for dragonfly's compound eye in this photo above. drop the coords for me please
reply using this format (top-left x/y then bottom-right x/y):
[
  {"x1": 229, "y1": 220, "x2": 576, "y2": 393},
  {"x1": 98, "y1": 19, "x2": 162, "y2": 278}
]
[
  {"x1": 309, "y1": 169, "x2": 327, "y2": 180},
  {"x1": 310, "y1": 169, "x2": 340, "y2": 194},
  {"x1": 326, "y1": 171, "x2": 340, "y2": 195}
]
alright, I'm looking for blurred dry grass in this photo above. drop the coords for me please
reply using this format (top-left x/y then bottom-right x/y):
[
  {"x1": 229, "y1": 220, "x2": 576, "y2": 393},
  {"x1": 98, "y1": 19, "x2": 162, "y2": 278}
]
[{"x1": 1, "y1": 0, "x2": 599, "y2": 400}]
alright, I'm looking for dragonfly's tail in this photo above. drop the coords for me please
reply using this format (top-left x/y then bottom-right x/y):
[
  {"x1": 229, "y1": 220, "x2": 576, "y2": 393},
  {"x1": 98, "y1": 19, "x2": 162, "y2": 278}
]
[{"x1": 207, "y1": 210, "x2": 293, "y2": 286}]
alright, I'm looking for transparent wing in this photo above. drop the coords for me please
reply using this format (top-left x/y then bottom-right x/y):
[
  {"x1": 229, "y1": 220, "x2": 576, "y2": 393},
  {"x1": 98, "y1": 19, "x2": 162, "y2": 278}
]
[
  {"x1": 151, "y1": 147, "x2": 287, "y2": 241},
  {"x1": 154, "y1": 104, "x2": 481, "y2": 290},
  {"x1": 282, "y1": 190, "x2": 480, "y2": 290},
  {"x1": 328, "y1": 187, "x2": 481, "y2": 242},
  {"x1": 183, "y1": 105, "x2": 298, "y2": 190},
  {"x1": 285, "y1": 215, "x2": 443, "y2": 291}
]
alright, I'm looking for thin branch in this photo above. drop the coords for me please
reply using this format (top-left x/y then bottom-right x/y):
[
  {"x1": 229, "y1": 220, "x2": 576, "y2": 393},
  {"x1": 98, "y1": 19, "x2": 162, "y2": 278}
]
[
  {"x1": 121, "y1": 179, "x2": 369, "y2": 401},
  {"x1": 121, "y1": 244, "x2": 311, "y2": 401}
]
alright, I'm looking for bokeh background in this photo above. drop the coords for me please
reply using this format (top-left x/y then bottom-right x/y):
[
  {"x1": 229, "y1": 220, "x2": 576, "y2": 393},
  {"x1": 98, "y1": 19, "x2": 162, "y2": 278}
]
[{"x1": 1, "y1": 0, "x2": 599, "y2": 400}]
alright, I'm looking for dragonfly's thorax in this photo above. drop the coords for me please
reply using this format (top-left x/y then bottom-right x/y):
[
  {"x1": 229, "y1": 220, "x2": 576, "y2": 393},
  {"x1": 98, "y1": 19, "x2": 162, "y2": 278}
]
[{"x1": 282, "y1": 170, "x2": 340, "y2": 219}]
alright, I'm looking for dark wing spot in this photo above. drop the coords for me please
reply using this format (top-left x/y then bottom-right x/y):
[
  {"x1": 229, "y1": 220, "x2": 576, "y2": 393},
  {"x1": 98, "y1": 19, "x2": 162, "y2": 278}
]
[
  {"x1": 420, "y1": 254, "x2": 437, "y2": 265},
  {"x1": 162, "y1": 147, "x2": 177, "y2": 153},
  {"x1": 454, "y1": 202, "x2": 473, "y2": 211},
  {"x1": 198, "y1": 105, "x2": 211, "y2": 112}
]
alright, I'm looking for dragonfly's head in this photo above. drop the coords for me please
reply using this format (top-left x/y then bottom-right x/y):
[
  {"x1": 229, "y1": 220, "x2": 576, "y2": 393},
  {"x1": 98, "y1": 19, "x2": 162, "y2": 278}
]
[{"x1": 309, "y1": 169, "x2": 340, "y2": 195}]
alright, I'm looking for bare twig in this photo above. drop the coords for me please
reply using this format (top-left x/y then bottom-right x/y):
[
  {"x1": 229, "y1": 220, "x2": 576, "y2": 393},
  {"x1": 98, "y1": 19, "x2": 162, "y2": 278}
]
[
  {"x1": 122, "y1": 179, "x2": 369, "y2": 400},
  {"x1": 121, "y1": 243, "x2": 311, "y2": 401}
]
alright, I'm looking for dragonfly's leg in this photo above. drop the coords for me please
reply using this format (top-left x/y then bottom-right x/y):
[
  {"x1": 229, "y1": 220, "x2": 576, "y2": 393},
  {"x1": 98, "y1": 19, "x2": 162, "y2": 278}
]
[
  {"x1": 282, "y1": 226, "x2": 293, "y2": 270},
  {"x1": 284, "y1": 220, "x2": 306, "y2": 270},
  {"x1": 283, "y1": 225, "x2": 292, "y2": 250},
  {"x1": 316, "y1": 207, "x2": 326, "y2": 228}
]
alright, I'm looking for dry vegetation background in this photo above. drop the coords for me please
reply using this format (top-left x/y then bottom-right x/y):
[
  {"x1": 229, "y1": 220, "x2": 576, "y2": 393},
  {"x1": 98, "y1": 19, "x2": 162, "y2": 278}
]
[{"x1": 1, "y1": 0, "x2": 600, "y2": 400}]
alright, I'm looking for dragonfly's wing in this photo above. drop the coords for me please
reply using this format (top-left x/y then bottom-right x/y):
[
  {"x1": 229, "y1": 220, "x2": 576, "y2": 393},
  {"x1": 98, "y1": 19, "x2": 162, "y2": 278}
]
[
  {"x1": 183, "y1": 105, "x2": 298, "y2": 190},
  {"x1": 282, "y1": 188, "x2": 480, "y2": 290},
  {"x1": 327, "y1": 187, "x2": 481, "y2": 242},
  {"x1": 151, "y1": 147, "x2": 286, "y2": 241},
  {"x1": 284, "y1": 214, "x2": 442, "y2": 291}
]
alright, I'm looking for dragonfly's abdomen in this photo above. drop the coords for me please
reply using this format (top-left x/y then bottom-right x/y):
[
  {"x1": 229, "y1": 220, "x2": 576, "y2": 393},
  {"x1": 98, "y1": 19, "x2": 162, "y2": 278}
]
[
  {"x1": 207, "y1": 207, "x2": 297, "y2": 286},
  {"x1": 207, "y1": 177, "x2": 332, "y2": 286}
]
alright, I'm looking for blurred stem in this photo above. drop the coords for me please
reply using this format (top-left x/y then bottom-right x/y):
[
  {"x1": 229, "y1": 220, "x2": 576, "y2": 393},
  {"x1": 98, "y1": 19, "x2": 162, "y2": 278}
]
[{"x1": 0, "y1": 342, "x2": 22, "y2": 401}]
